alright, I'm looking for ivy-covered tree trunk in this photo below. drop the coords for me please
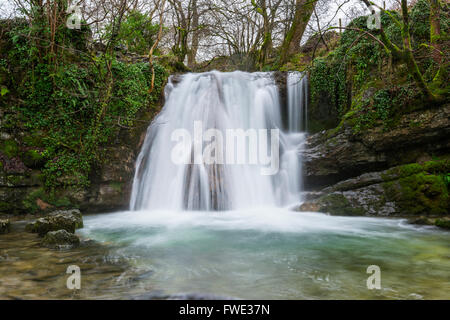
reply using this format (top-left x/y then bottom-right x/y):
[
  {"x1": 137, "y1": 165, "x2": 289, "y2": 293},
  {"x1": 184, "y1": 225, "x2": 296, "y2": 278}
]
[
  {"x1": 279, "y1": 0, "x2": 316, "y2": 65},
  {"x1": 429, "y1": 0, "x2": 442, "y2": 64},
  {"x1": 259, "y1": 13, "x2": 272, "y2": 68},
  {"x1": 176, "y1": 29, "x2": 189, "y2": 64},
  {"x1": 251, "y1": 0, "x2": 273, "y2": 68}
]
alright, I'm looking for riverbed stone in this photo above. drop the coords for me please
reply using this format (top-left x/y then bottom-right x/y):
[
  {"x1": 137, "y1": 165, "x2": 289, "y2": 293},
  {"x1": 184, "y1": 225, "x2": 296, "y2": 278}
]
[
  {"x1": 41, "y1": 230, "x2": 80, "y2": 249},
  {"x1": 0, "y1": 219, "x2": 10, "y2": 234},
  {"x1": 25, "y1": 209, "x2": 83, "y2": 236}
]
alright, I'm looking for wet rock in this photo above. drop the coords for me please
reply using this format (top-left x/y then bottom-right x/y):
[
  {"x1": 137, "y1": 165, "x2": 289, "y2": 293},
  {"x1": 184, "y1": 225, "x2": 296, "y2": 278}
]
[
  {"x1": 408, "y1": 216, "x2": 435, "y2": 226},
  {"x1": 25, "y1": 209, "x2": 83, "y2": 237},
  {"x1": 302, "y1": 127, "x2": 387, "y2": 190},
  {"x1": 0, "y1": 219, "x2": 10, "y2": 234},
  {"x1": 41, "y1": 230, "x2": 80, "y2": 249},
  {"x1": 299, "y1": 160, "x2": 449, "y2": 217},
  {"x1": 132, "y1": 292, "x2": 238, "y2": 300},
  {"x1": 298, "y1": 202, "x2": 320, "y2": 212},
  {"x1": 408, "y1": 217, "x2": 450, "y2": 230},
  {"x1": 303, "y1": 104, "x2": 450, "y2": 190},
  {"x1": 80, "y1": 238, "x2": 98, "y2": 247},
  {"x1": 435, "y1": 219, "x2": 450, "y2": 230}
]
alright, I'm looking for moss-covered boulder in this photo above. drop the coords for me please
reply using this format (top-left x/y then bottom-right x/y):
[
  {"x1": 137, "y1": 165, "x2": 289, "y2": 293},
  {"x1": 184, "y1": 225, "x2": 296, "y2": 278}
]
[
  {"x1": 25, "y1": 209, "x2": 83, "y2": 236},
  {"x1": 299, "y1": 159, "x2": 449, "y2": 217},
  {"x1": 0, "y1": 140, "x2": 19, "y2": 158},
  {"x1": 22, "y1": 149, "x2": 45, "y2": 169},
  {"x1": 309, "y1": 194, "x2": 366, "y2": 216},
  {"x1": 408, "y1": 216, "x2": 450, "y2": 230},
  {"x1": 435, "y1": 219, "x2": 450, "y2": 230},
  {"x1": 383, "y1": 173, "x2": 449, "y2": 216},
  {"x1": 0, "y1": 219, "x2": 10, "y2": 234},
  {"x1": 41, "y1": 230, "x2": 80, "y2": 249}
]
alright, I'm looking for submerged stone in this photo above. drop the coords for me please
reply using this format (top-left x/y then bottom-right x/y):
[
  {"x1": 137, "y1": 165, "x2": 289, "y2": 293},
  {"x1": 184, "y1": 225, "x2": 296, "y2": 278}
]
[{"x1": 41, "y1": 230, "x2": 80, "y2": 249}]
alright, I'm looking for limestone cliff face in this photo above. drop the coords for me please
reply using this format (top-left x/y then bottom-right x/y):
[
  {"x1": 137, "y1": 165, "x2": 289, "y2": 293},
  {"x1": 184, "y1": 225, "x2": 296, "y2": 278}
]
[
  {"x1": 303, "y1": 104, "x2": 450, "y2": 190},
  {"x1": 300, "y1": 104, "x2": 450, "y2": 219}
]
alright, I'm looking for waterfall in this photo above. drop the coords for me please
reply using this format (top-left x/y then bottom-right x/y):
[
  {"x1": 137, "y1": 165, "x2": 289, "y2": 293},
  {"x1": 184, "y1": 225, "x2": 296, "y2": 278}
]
[
  {"x1": 130, "y1": 71, "x2": 307, "y2": 211},
  {"x1": 287, "y1": 72, "x2": 308, "y2": 132}
]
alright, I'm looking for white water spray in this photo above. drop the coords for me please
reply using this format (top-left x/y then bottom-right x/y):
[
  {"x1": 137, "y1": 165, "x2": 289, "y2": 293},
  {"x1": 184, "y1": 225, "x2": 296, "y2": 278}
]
[
  {"x1": 287, "y1": 71, "x2": 308, "y2": 132},
  {"x1": 130, "y1": 71, "x2": 308, "y2": 211}
]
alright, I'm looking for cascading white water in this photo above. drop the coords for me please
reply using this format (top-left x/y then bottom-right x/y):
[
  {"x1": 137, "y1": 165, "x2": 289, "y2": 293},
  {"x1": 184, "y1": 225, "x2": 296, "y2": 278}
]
[
  {"x1": 130, "y1": 71, "x2": 307, "y2": 211},
  {"x1": 287, "y1": 72, "x2": 308, "y2": 132}
]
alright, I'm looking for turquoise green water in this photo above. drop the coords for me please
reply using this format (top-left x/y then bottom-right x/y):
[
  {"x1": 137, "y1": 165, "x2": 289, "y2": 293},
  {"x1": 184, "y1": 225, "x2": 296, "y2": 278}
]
[{"x1": 79, "y1": 208, "x2": 450, "y2": 300}]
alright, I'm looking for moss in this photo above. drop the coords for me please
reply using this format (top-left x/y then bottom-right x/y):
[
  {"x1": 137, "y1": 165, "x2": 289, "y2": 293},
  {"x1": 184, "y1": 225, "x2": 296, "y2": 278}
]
[
  {"x1": 382, "y1": 163, "x2": 423, "y2": 181},
  {"x1": 26, "y1": 212, "x2": 82, "y2": 236},
  {"x1": 110, "y1": 182, "x2": 123, "y2": 192},
  {"x1": 22, "y1": 149, "x2": 45, "y2": 169},
  {"x1": 22, "y1": 134, "x2": 45, "y2": 148},
  {"x1": 423, "y1": 159, "x2": 450, "y2": 174},
  {"x1": 381, "y1": 159, "x2": 450, "y2": 182},
  {"x1": 381, "y1": 159, "x2": 450, "y2": 216},
  {"x1": 0, "y1": 140, "x2": 19, "y2": 158},
  {"x1": 383, "y1": 172, "x2": 449, "y2": 216},
  {"x1": 41, "y1": 230, "x2": 80, "y2": 248},
  {"x1": 22, "y1": 187, "x2": 73, "y2": 213},
  {"x1": 0, "y1": 199, "x2": 11, "y2": 211},
  {"x1": 435, "y1": 219, "x2": 450, "y2": 230},
  {"x1": 317, "y1": 193, "x2": 365, "y2": 216}
]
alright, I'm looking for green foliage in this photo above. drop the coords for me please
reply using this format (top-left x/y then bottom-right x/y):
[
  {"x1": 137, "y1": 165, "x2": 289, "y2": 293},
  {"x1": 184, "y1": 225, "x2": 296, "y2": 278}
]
[
  {"x1": 0, "y1": 140, "x2": 19, "y2": 158},
  {"x1": 384, "y1": 172, "x2": 448, "y2": 216},
  {"x1": 381, "y1": 160, "x2": 450, "y2": 216},
  {"x1": 2, "y1": 20, "x2": 168, "y2": 190},
  {"x1": 435, "y1": 219, "x2": 450, "y2": 229},
  {"x1": 309, "y1": 55, "x2": 348, "y2": 116},
  {"x1": 113, "y1": 10, "x2": 160, "y2": 55},
  {"x1": 22, "y1": 187, "x2": 72, "y2": 213},
  {"x1": 351, "y1": 89, "x2": 394, "y2": 133},
  {"x1": 309, "y1": 0, "x2": 449, "y2": 134},
  {"x1": 443, "y1": 174, "x2": 450, "y2": 189},
  {"x1": 22, "y1": 149, "x2": 45, "y2": 169}
]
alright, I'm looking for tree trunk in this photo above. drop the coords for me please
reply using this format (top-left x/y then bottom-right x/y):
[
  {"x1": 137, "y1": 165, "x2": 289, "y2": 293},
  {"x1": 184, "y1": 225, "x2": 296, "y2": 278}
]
[
  {"x1": 429, "y1": 0, "x2": 442, "y2": 64},
  {"x1": 279, "y1": 0, "x2": 316, "y2": 65},
  {"x1": 188, "y1": 0, "x2": 199, "y2": 68}
]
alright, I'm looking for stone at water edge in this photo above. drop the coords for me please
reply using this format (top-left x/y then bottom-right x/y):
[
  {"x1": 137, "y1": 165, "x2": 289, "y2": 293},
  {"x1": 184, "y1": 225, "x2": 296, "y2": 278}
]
[
  {"x1": 0, "y1": 219, "x2": 11, "y2": 234},
  {"x1": 25, "y1": 209, "x2": 83, "y2": 237},
  {"x1": 41, "y1": 230, "x2": 80, "y2": 249},
  {"x1": 298, "y1": 202, "x2": 320, "y2": 212},
  {"x1": 408, "y1": 217, "x2": 450, "y2": 230},
  {"x1": 49, "y1": 209, "x2": 83, "y2": 228}
]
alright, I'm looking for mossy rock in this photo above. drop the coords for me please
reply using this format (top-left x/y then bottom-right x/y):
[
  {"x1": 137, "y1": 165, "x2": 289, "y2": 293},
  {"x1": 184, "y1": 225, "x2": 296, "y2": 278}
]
[
  {"x1": 22, "y1": 149, "x2": 46, "y2": 169},
  {"x1": 435, "y1": 219, "x2": 450, "y2": 230},
  {"x1": 383, "y1": 173, "x2": 449, "y2": 216},
  {"x1": 316, "y1": 193, "x2": 365, "y2": 216},
  {"x1": 25, "y1": 209, "x2": 83, "y2": 236},
  {"x1": 381, "y1": 159, "x2": 450, "y2": 182},
  {"x1": 41, "y1": 230, "x2": 80, "y2": 249},
  {"x1": 22, "y1": 188, "x2": 73, "y2": 213},
  {"x1": 0, "y1": 140, "x2": 19, "y2": 158}
]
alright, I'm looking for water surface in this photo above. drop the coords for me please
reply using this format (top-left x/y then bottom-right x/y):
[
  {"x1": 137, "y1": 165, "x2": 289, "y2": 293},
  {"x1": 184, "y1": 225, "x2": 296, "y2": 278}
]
[{"x1": 77, "y1": 208, "x2": 450, "y2": 300}]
